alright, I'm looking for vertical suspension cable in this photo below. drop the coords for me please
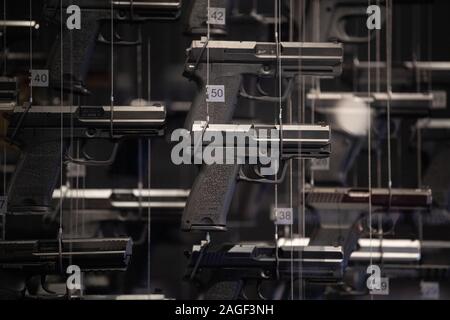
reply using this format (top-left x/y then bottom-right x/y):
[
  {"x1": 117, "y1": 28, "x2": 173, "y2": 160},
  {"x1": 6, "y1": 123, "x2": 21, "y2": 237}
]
[
  {"x1": 298, "y1": 0, "x2": 306, "y2": 300},
  {"x1": 375, "y1": 0, "x2": 382, "y2": 189},
  {"x1": 75, "y1": 143, "x2": 80, "y2": 237},
  {"x1": 81, "y1": 121, "x2": 85, "y2": 236},
  {"x1": 110, "y1": 1, "x2": 114, "y2": 137},
  {"x1": 288, "y1": 0, "x2": 294, "y2": 300},
  {"x1": 70, "y1": 0, "x2": 75, "y2": 243},
  {"x1": 386, "y1": 0, "x2": 392, "y2": 191},
  {"x1": 146, "y1": 37, "x2": 152, "y2": 294},
  {"x1": 58, "y1": 0, "x2": 64, "y2": 274},
  {"x1": 310, "y1": 0, "x2": 320, "y2": 187},
  {"x1": 137, "y1": 26, "x2": 144, "y2": 221},
  {"x1": 206, "y1": 0, "x2": 211, "y2": 123},
  {"x1": 2, "y1": 0, "x2": 5, "y2": 75},
  {"x1": 426, "y1": 3, "x2": 432, "y2": 95},
  {"x1": 29, "y1": 0, "x2": 33, "y2": 104},
  {"x1": 147, "y1": 139, "x2": 151, "y2": 294},
  {"x1": 27, "y1": 0, "x2": 34, "y2": 131},
  {"x1": 383, "y1": 2, "x2": 392, "y2": 273},
  {"x1": 2, "y1": 0, "x2": 6, "y2": 241},
  {"x1": 147, "y1": 38, "x2": 151, "y2": 100},
  {"x1": 273, "y1": 0, "x2": 282, "y2": 282},
  {"x1": 376, "y1": 0, "x2": 381, "y2": 93},
  {"x1": 367, "y1": 0, "x2": 373, "y2": 300}
]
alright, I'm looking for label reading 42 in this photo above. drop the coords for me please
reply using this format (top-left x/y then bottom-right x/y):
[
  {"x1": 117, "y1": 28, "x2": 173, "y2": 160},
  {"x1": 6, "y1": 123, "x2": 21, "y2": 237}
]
[{"x1": 208, "y1": 7, "x2": 226, "y2": 25}]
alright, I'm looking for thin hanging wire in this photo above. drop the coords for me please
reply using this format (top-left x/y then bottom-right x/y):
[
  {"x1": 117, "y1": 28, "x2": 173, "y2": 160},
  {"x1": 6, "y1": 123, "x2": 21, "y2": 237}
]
[
  {"x1": 376, "y1": 0, "x2": 381, "y2": 93},
  {"x1": 81, "y1": 137, "x2": 86, "y2": 236},
  {"x1": 288, "y1": 0, "x2": 294, "y2": 300},
  {"x1": 367, "y1": 0, "x2": 374, "y2": 300},
  {"x1": 311, "y1": 0, "x2": 320, "y2": 187},
  {"x1": 110, "y1": 1, "x2": 114, "y2": 137},
  {"x1": 206, "y1": 0, "x2": 211, "y2": 123},
  {"x1": 58, "y1": 0, "x2": 64, "y2": 274},
  {"x1": 146, "y1": 38, "x2": 152, "y2": 294},
  {"x1": 386, "y1": 0, "x2": 393, "y2": 191},
  {"x1": 29, "y1": 0, "x2": 33, "y2": 104},
  {"x1": 416, "y1": 1, "x2": 422, "y2": 189},
  {"x1": 147, "y1": 139, "x2": 152, "y2": 294},
  {"x1": 298, "y1": 0, "x2": 306, "y2": 300},
  {"x1": 75, "y1": 142, "x2": 80, "y2": 236},
  {"x1": 148, "y1": 38, "x2": 151, "y2": 100},
  {"x1": 137, "y1": 27, "x2": 144, "y2": 220},
  {"x1": 273, "y1": 0, "x2": 285, "y2": 285},
  {"x1": 2, "y1": 0, "x2": 6, "y2": 75},
  {"x1": 69, "y1": 0, "x2": 75, "y2": 246},
  {"x1": 2, "y1": 0, "x2": 6, "y2": 241}
]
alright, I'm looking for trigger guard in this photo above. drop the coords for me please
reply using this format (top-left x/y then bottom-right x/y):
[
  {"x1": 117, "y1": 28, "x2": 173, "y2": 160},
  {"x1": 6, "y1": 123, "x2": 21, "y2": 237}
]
[
  {"x1": 81, "y1": 147, "x2": 95, "y2": 161},
  {"x1": 256, "y1": 79, "x2": 269, "y2": 96},
  {"x1": 336, "y1": 17, "x2": 371, "y2": 43},
  {"x1": 97, "y1": 32, "x2": 141, "y2": 46}
]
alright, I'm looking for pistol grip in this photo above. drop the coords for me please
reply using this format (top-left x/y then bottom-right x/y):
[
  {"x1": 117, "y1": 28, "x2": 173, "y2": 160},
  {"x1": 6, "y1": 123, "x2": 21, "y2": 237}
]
[
  {"x1": 48, "y1": 12, "x2": 102, "y2": 95},
  {"x1": 7, "y1": 137, "x2": 69, "y2": 212},
  {"x1": 181, "y1": 164, "x2": 240, "y2": 231},
  {"x1": 184, "y1": 64, "x2": 244, "y2": 129}
]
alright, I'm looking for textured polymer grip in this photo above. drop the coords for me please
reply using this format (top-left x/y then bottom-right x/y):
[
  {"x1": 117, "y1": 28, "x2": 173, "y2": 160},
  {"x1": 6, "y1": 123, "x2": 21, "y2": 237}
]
[
  {"x1": 184, "y1": 64, "x2": 244, "y2": 129},
  {"x1": 48, "y1": 11, "x2": 103, "y2": 94},
  {"x1": 181, "y1": 164, "x2": 239, "y2": 231},
  {"x1": 203, "y1": 280, "x2": 243, "y2": 300},
  {"x1": 7, "y1": 137, "x2": 68, "y2": 212}
]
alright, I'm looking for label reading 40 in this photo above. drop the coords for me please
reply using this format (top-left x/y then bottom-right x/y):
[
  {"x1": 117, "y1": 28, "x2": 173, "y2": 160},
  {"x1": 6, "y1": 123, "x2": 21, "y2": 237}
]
[
  {"x1": 30, "y1": 69, "x2": 49, "y2": 87},
  {"x1": 208, "y1": 7, "x2": 226, "y2": 25},
  {"x1": 274, "y1": 208, "x2": 293, "y2": 225},
  {"x1": 206, "y1": 85, "x2": 225, "y2": 102}
]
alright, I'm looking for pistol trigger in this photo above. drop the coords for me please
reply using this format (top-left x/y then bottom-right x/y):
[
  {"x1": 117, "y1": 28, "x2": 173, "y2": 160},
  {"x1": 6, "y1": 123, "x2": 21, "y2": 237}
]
[
  {"x1": 113, "y1": 32, "x2": 142, "y2": 46},
  {"x1": 97, "y1": 33, "x2": 141, "y2": 46},
  {"x1": 253, "y1": 165, "x2": 265, "y2": 179},
  {"x1": 237, "y1": 166, "x2": 251, "y2": 181},
  {"x1": 256, "y1": 280, "x2": 267, "y2": 300},
  {"x1": 81, "y1": 142, "x2": 95, "y2": 161},
  {"x1": 97, "y1": 33, "x2": 110, "y2": 44},
  {"x1": 256, "y1": 78, "x2": 269, "y2": 97}
]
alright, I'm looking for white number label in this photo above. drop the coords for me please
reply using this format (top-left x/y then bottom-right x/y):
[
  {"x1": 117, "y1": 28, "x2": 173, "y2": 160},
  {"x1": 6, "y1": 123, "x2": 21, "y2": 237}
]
[
  {"x1": 274, "y1": 208, "x2": 293, "y2": 225},
  {"x1": 421, "y1": 281, "x2": 439, "y2": 300},
  {"x1": 30, "y1": 69, "x2": 49, "y2": 87},
  {"x1": 66, "y1": 163, "x2": 86, "y2": 178},
  {"x1": 432, "y1": 91, "x2": 447, "y2": 109},
  {"x1": 206, "y1": 85, "x2": 225, "y2": 102},
  {"x1": 311, "y1": 158, "x2": 330, "y2": 171},
  {"x1": 208, "y1": 7, "x2": 226, "y2": 25}
]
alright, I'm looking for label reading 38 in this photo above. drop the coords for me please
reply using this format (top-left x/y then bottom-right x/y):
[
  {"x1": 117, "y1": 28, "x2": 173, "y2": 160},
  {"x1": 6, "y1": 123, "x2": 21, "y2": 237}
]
[{"x1": 274, "y1": 208, "x2": 293, "y2": 225}]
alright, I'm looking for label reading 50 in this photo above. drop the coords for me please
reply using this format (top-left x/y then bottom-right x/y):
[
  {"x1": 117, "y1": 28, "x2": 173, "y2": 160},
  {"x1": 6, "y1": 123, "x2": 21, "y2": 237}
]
[
  {"x1": 208, "y1": 7, "x2": 226, "y2": 25},
  {"x1": 206, "y1": 85, "x2": 225, "y2": 102},
  {"x1": 274, "y1": 208, "x2": 293, "y2": 225}
]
